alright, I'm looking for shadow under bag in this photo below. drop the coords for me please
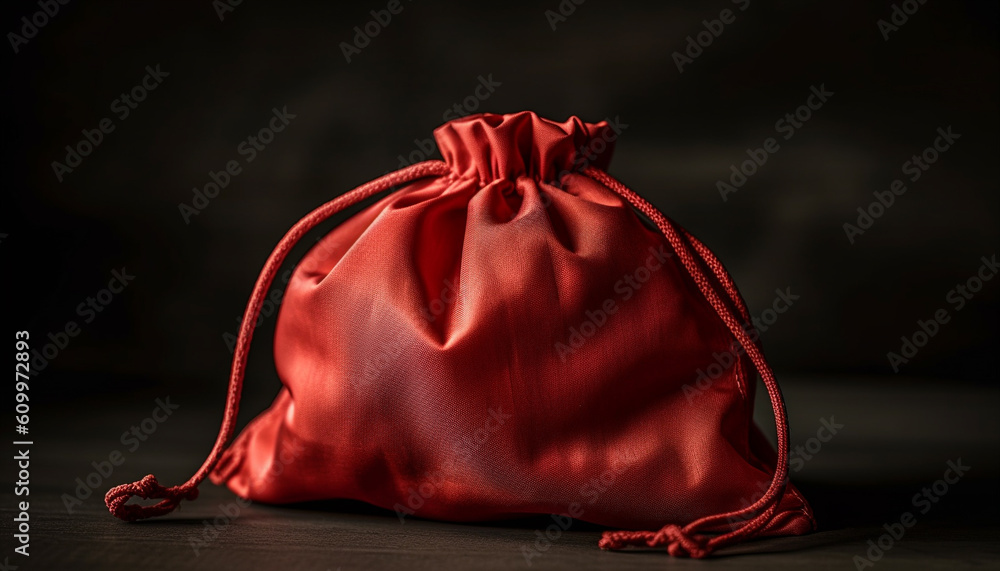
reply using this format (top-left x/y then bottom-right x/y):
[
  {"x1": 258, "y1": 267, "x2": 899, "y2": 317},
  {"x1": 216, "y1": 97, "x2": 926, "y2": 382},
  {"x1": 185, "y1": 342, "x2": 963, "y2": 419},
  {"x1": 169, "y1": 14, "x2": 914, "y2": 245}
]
[{"x1": 106, "y1": 111, "x2": 815, "y2": 558}]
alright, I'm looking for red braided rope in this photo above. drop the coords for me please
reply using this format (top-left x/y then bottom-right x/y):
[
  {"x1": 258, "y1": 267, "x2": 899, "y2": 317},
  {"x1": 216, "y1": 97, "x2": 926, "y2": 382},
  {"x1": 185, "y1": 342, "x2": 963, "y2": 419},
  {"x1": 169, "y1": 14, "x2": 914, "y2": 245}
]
[
  {"x1": 583, "y1": 166, "x2": 791, "y2": 558},
  {"x1": 105, "y1": 160, "x2": 451, "y2": 521}
]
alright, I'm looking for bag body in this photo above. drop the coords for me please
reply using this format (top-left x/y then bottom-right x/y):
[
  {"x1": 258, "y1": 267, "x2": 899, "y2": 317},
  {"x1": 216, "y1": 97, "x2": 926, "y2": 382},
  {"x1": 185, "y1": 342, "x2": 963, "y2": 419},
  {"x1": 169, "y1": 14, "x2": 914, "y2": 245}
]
[{"x1": 107, "y1": 111, "x2": 815, "y2": 557}]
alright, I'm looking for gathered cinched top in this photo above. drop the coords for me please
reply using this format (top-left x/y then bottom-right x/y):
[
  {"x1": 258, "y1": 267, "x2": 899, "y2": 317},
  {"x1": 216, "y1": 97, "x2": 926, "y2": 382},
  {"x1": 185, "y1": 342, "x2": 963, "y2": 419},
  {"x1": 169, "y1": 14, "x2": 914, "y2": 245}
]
[{"x1": 433, "y1": 111, "x2": 615, "y2": 183}]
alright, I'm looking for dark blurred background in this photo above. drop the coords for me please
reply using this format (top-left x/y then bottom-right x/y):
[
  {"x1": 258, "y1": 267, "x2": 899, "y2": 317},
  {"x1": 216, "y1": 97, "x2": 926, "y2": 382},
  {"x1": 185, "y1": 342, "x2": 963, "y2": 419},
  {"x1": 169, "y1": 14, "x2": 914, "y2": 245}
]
[{"x1": 2, "y1": 1, "x2": 999, "y2": 568}]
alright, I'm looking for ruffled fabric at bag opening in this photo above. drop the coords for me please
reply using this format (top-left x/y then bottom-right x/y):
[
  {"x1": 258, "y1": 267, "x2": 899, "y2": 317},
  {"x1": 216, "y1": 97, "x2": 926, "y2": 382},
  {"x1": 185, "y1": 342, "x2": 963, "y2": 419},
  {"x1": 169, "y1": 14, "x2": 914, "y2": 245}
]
[{"x1": 433, "y1": 111, "x2": 616, "y2": 185}]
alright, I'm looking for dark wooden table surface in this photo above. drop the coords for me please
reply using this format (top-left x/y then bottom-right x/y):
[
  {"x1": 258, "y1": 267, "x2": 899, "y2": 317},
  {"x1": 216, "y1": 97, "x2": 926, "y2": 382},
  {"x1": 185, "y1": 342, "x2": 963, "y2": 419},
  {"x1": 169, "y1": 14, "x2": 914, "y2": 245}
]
[{"x1": 3, "y1": 377, "x2": 998, "y2": 570}]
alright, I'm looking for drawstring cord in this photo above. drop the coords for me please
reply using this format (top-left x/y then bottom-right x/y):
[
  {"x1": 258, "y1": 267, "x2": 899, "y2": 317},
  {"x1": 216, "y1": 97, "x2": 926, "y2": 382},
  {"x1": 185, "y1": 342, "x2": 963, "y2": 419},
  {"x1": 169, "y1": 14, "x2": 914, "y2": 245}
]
[
  {"x1": 582, "y1": 166, "x2": 791, "y2": 558},
  {"x1": 105, "y1": 160, "x2": 451, "y2": 521},
  {"x1": 105, "y1": 157, "x2": 790, "y2": 557}
]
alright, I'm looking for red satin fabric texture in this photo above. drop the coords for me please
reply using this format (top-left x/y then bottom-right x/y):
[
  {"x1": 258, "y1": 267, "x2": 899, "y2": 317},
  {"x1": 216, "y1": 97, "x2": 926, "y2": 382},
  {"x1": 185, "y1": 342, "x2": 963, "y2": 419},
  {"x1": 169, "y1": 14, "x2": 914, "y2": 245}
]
[{"x1": 207, "y1": 111, "x2": 815, "y2": 537}]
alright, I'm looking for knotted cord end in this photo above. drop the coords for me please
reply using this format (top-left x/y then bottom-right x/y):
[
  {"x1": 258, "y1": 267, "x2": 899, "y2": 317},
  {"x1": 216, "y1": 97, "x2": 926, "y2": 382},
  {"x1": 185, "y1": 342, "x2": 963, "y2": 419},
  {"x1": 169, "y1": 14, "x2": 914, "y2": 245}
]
[
  {"x1": 599, "y1": 524, "x2": 711, "y2": 558},
  {"x1": 105, "y1": 474, "x2": 199, "y2": 522}
]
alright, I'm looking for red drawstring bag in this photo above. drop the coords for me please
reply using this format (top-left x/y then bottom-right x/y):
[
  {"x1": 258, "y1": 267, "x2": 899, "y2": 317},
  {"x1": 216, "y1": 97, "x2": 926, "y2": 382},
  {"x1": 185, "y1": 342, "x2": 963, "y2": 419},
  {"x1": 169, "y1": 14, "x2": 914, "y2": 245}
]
[{"x1": 107, "y1": 111, "x2": 815, "y2": 557}]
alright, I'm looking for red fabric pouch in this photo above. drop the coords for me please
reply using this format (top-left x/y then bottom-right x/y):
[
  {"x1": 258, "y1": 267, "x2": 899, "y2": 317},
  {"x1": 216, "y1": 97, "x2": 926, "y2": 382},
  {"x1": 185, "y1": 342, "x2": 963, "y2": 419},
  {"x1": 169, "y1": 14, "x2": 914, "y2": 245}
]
[{"x1": 107, "y1": 111, "x2": 815, "y2": 557}]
